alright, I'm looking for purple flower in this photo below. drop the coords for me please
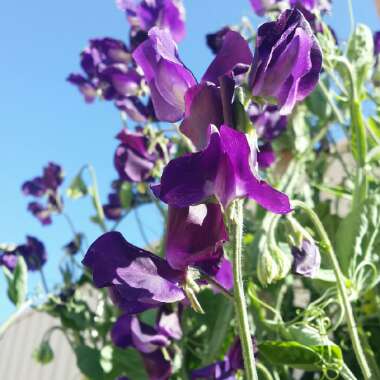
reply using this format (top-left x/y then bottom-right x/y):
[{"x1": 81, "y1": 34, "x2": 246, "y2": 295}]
[
  {"x1": 103, "y1": 192, "x2": 123, "y2": 220},
  {"x1": 82, "y1": 231, "x2": 185, "y2": 314},
  {"x1": 166, "y1": 203, "x2": 228, "y2": 271},
  {"x1": 257, "y1": 143, "x2": 276, "y2": 169},
  {"x1": 202, "y1": 30, "x2": 253, "y2": 84},
  {"x1": 374, "y1": 31, "x2": 380, "y2": 56},
  {"x1": 63, "y1": 234, "x2": 83, "y2": 256},
  {"x1": 156, "y1": 306, "x2": 183, "y2": 340},
  {"x1": 118, "y1": 0, "x2": 186, "y2": 43},
  {"x1": 249, "y1": 0, "x2": 278, "y2": 16},
  {"x1": 191, "y1": 337, "x2": 257, "y2": 379},
  {"x1": 17, "y1": 236, "x2": 47, "y2": 271},
  {"x1": 0, "y1": 250, "x2": 18, "y2": 272},
  {"x1": 27, "y1": 202, "x2": 53, "y2": 225},
  {"x1": 179, "y1": 81, "x2": 233, "y2": 150},
  {"x1": 142, "y1": 350, "x2": 172, "y2": 380},
  {"x1": 67, "y1": 74, "x2": 97, "y2": 103},
  {"x1": 133, "y1": 27, "x2": 196, "y2": 122},
  {"x1": 213, "y1": 257, "x2": 234, "y2": 292},
  {"x1": 206, "y1": 27, "x2": 232, "y2": 55},
  {"x1": 249, "y1": 104, "x2": 287, "y2": 141},
  {"x1": 249, "y1": 9, "x2": 322, "y2": 115},
  {"x1": 291, "y1": 239, "x2": 321, "y2": 278},
  {"x1": 152, "y1": 124, "x2": 291, "y2": 213},
  {"x1": 114, "y1": 128, "x2": 161, "y2": 182},
  {"x1": 250, "y1": 0, "x2": 331, "y2": 16}
]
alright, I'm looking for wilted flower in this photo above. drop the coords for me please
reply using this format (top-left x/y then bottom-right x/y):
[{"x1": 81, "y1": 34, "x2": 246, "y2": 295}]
[
  {"x1": 82, "y1": 231, "x2": 185, "y2": 314},
  {"x1": 165, "y1": 203, "x2": 228, "y2": 272},
  {"x1": 191, "y1": 336, "x2": 258, "y2": 379},
  {"x1": 153, "y1": 124, "x2": 291, "y2": 213},
  {"x1": 114, "y1": 127, "x2": 163, "y2": 182},
  {"x1": 63, "y1": 234, "x2": 83, "y2": 256},
  {"x1": 291, "y1": 238, "x2": 321, "y2": 278},
  {"x1": 249, "y1": 9, "x2": 322, "y2": 115},
  {"x1": 17, "y1": 236, "x2": 47, "y2": 271},
  {"x1": 133, "y1": 27, "x2": 196, "y2": 122},
  {"x1": 117, "y1": 0, "x2": 186, "y2": 43}
]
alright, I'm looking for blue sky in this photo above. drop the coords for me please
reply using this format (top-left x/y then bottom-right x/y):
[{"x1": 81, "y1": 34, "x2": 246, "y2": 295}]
[{"x1": 0, "y1": 1, "x2": 379, "y2": 322}]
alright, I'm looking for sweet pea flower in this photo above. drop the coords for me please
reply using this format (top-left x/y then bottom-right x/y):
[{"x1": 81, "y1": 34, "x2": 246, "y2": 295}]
[
  {"x1": 291, "y1": 238, "x2": 321, "y2": 278},
  {"x1": 133, "y1": 27, "x2": 196, "y2": 122},
  {"x1": 166, "y1": 203, "x2": 228, "y2": 272},
  {"x1": 374, "y1": 31, "x2": 380, "y2": 56},
  {"x1": 250, "y1": 0, "x2": 331, "y2": 16},
  {"x1": 114, "y1": 128, "x2": 162, "y2": 182},
  {"x1": 117, "y1": 0, "x2": 186, "y2": 43},
  {"x1": 153, "y1": 124, "x2": 291, "y2": 214},
  {"x1": 191, "y1": 337, "x2": 258, "y2": 379},
  {"x1": 249, "y1": 9, "x2": 322, "y2": 115},
  {"x1": 0, "y1": 250, "x2": 18, "y2": 272},
  {"x1": 17, "y1": 236, "x2": 47, "y2": 271},
  {"x1": 103, "y1": 192, "x2": 123, "y2": 221},
  {"x1": 257, "y1": 143, "x2": 276, "y2": 169},
  {"x1": 83, "y1": 231, "x2": 185, "y2": 314},
  {"x1": 27, "y1": 202, "x2": 53, "y2": 226}
]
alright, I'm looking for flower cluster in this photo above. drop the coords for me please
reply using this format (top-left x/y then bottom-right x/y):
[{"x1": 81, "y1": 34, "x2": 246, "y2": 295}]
[{"x1": 22, "y1": 162, "x2": 64, "y2": 225}]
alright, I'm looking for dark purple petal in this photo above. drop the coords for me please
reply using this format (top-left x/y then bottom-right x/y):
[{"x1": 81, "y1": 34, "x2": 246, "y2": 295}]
[
  {"x1": 112, "y1": 314, "x2": 170, "y2": 353},
  {"x1": 291, "y1": 238, "x2": 321, "y2": 277},
  {"x1": 206, "y1": 27, "x2": 232, "y2": 55},
  {"x1": 191, "y1": 360, "x2": 235, "y2": 380},
  {"x1": 133, "y1": 27, "x2": 196, "y2": 122},
  {"x1": 166, "y1": 203, "x2": 228, "y2": 271},
  {"x1": 374, "y1": 31, "x2": 380, "y2": 56},
  {"x1": 43, "y1": 162, "x2": 64, "y2": 191},
  {"x1": 249, "y1": 0, "x2": 277, "y2": 16},
  {"x1": 103, "y1": 192, "x2": 123, "y2": 220},
  {"x1": 250, "y1": 9, "x2": 322, "y2": 115},
  {"x1": 63, "y1": 234, "x2": 83, "y2": 256},
  {"x1": 27, "y1": 202, "x2": 52, "y2": 225},
  {"x1": 17, "y1": 236, "x2": 47, "y2": 271},
  {"x1": 202, "y1": 31, "x2": 253, "y2": 84},
  {"x1": 115, "y1": 97, "x2": 155, "y2": 122},
  {"x1": 22, "y1": 177, "x2": 46, "y2": 197},
  {"x1": 67, "y1": 74, "x2": 98, "y2": 103},
  {"x1": 154, "y1": 125, "x2": 291, "y2": 213},
  {"x1": 248, "y1": 104, "x2": 287, "y2": 141},
  {"x1": 82, "y1": 231, "x2": 185, "y2": 314},
  {"x1": 142, "y1": 349, "x2": 172, "y2": 380},
  {"x1": 257, "y1": 143, "x2": 276, "y2": 169}
]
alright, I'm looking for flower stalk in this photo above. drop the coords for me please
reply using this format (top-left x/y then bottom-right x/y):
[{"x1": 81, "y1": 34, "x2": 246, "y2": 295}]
[
  {"x1": 231, "y1": 199, "x2": 259, "y2": 380},
  {"x1": 292, "y1": 200, "x2": 372, "y2": 380}
]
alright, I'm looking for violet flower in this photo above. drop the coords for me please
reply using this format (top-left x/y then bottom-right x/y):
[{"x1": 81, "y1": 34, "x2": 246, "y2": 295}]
[
  {"x1": 0, "y1": 250, "x2": 18, "y2": 272},
  {"x1": 291, "y1": 238, "x2": 321, "y2": 278},
  {"x1": 117, "y1": 0, "x2": 186, "y2": 43},
  {"x1": 166, "y1": 203, "x2": 228, "y2": 272},
  {"x1": 82, "y1": 231, "x2": 185, "y2": 314},
  {"x1": 249, "y1": 9, "x2": 322, "y2": 115},
  {"x1": 191, "y1": 336, "x2": 258, "y2": 379},
  {"x1": 17, "y1": 236, "x2": 47, "y2": 271},
  {"x1": 114, "y1": 128, "x2": 162, "y2": 183},
  {"x1": 133, "y1": 27, "x2": 196, "y2": 122},
  {"x1": 63, "y1": 234, "x2": 83, "y2": 256},
  {"x1": 152, "y1": 124, "x2": 291, "y2": 214},
  {"x1": 103, "y1": 192, "x2": 123, "y2": 221},
  {"x1": 27, "y1": 202, "x2": 53, "y2": 225},
  {"x1": 257, "y1": 143, "x2": 276, "y2": 169}
]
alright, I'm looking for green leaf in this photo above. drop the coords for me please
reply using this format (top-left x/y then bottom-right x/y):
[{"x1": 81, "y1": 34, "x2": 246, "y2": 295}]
[
  {"x1": 33, "y1": 340, "x2": 54, "y2": 364},
  {"x1": 259, "y1": 341, "x2": 343, "y2": 372},
  {"x1": 119, "y1": 181, "x2": 133, "y2": 209},
  {"x1": 112, "y1": 347, "x2": 148, "y2": 380},
  {"x1": 286, "y1": 325, "x2": 333, "y2": 346},
  {"x1": 312, "y1": 183, "x2": 352, "y2": 200},
  {"x1": 5, "y1": 256, "x2": 27, "y2": 308},
  {"x1": 67, "y1": 170, "x2": 88, "y2": 199},
  {"x1": 368, "y1": 117, "x2": 380, "y2": 140},
  {"x1": 75, "y1": 345, "x2": 105, "y2": 380}
]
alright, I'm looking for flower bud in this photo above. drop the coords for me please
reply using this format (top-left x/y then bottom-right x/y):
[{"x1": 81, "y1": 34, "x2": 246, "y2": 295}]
[{"x1": 291, "y1": 238, "x2": 321, "y2": 278}]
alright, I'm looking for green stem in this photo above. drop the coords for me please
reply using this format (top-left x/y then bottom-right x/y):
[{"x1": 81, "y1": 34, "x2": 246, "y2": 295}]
[
  {"x1": 318, "y1": 81, "x2": 345, "y2": 125},
  {"x1": 87, "y1": 164, "x2": 107, "y2": 233},
  {"x1": 256, "y1": 362, "x2": 275, "y2": 380},
  {"x1": 231, "y1": 200, "x2": 258, "y2": 380},
  {"x1": 39, "y1": 268, "x2": 49, "y2": 293},
  {"x1": 292, "y1": 200, "x2": 372, "y2": 380}
]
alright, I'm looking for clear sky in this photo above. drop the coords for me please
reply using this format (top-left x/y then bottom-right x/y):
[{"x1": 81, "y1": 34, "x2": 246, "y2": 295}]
[{"x1": 0, "y1": 0, "x2": 379, "y2": 322}]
